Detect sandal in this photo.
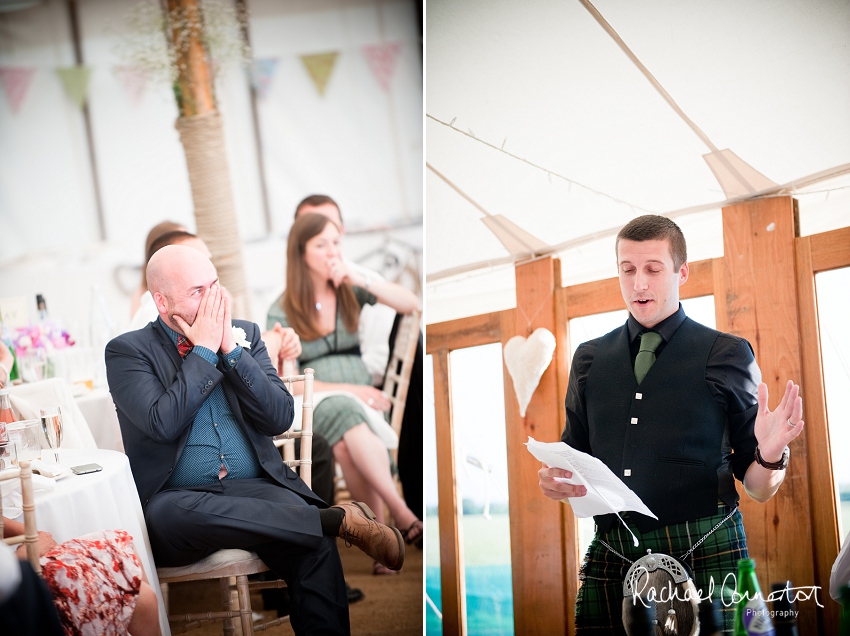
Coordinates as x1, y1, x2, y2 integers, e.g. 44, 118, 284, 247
403, 519, 423, 547
373, 560, 401, 575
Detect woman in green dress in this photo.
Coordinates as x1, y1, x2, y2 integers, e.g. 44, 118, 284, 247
265, 213, 422, 570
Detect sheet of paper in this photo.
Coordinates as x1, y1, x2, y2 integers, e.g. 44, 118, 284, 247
526, 437, 658, 546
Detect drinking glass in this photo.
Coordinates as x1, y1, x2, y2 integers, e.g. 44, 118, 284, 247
0, 441, 16, 470
40, 407, 64, 466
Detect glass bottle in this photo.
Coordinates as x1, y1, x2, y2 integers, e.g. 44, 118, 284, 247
0, 387, 16, 442
36, 293, 48, 321
770, 582, 798, 636
840, 585, 850, 636
697, 598, 724, 636
734, 558, 776, 635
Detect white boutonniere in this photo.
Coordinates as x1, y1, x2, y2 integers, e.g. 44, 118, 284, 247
232, 326, 251, 349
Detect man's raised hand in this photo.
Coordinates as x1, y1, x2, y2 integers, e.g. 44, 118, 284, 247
173, 284, 225, 353
754, 379, 804, 463
220, 289, 237, 354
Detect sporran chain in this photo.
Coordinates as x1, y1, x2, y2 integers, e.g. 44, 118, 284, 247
598, 506, 738, 566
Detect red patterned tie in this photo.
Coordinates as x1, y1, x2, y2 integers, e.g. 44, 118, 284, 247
176, 335, 194, 359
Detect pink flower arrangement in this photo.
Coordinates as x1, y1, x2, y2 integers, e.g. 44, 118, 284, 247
13, 322, 75, 356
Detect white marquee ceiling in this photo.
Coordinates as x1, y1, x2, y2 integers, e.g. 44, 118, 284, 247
425, 0, 850, 323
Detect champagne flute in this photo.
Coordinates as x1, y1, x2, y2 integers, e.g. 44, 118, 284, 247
40, 406, 64, 466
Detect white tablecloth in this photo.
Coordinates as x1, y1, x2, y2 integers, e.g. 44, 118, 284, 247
12, 448, 169, 635
75, 388, 124, 452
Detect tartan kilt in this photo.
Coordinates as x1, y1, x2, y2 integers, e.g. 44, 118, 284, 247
576, 502, 747, 635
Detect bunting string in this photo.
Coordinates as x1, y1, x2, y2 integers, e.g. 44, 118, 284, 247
2, 41, 404, 113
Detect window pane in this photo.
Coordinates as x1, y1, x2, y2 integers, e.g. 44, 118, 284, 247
815, 268, 850, 545
425, 354, 442, 635
681, 295, 716, 329
451, 344, 514, 635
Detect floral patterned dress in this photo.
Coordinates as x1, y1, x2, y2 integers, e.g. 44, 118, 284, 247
40, 529, 143, 636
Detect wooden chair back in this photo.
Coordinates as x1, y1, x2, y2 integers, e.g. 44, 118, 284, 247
0, 460, 40, 573
383, 312, 420, 436
273, 368, 314, 489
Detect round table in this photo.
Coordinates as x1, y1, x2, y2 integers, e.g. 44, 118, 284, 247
12, 448, 170, 635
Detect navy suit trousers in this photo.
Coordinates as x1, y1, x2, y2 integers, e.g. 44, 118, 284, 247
146, 477, 349, 635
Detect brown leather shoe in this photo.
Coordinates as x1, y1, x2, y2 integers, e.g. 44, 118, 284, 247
334, 502, 405, 571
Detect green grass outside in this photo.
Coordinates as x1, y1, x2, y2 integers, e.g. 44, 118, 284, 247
426, 513, 513, 566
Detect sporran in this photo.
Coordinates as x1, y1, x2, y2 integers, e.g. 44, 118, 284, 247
601, 505, 738, 636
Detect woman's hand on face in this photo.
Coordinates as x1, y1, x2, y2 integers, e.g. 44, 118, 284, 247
328, 258, 350, 288
346, 384, 391, 412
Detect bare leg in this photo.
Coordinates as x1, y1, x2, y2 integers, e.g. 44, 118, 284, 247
128, 581, 161, 636
333, 440, 384, 522
337, 423, 418, 531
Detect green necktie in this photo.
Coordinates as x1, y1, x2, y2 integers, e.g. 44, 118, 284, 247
634, 331, 663, 384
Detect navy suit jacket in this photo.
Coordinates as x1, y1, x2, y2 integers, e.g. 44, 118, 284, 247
105, 319, 324, 510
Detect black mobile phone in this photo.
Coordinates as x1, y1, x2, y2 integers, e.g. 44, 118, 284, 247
71, 463, 103, 475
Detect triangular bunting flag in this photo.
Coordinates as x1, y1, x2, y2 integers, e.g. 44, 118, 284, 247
249, 58, 279, 100
0, 67, 36, 113
300, 52, 339, 97
363, 42, 402, 92
56, 66, 92, 108
113, 66, 148, 107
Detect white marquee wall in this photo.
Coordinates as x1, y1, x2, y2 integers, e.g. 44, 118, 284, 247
0, 0, 422, 337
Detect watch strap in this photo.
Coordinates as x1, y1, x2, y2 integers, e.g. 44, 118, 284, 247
755, 445, 789, 470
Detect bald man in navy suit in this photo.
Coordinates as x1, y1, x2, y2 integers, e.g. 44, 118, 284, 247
106, 245, 404, 635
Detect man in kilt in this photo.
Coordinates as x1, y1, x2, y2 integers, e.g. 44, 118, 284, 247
538, 215, 805, 634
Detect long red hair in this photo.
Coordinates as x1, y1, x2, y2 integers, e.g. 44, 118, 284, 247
282, 213, 360, 341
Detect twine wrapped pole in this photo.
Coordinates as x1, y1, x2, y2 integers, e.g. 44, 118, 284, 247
165, 0, 249, 319
176, 111, 250, 319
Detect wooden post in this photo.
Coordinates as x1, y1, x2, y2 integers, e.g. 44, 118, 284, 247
434, 349, 467, 635
553, 261, 580, 636
502, 257, 570, 634
796, 235, 841, 634
721, 197, 817, 633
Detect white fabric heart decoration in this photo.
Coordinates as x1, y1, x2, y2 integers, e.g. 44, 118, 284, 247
503, 327, 557, 416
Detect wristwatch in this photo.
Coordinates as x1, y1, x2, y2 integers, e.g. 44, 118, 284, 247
755, 445, 789, 470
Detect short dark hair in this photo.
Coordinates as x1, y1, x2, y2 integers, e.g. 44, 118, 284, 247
146, 230, 199, 264
615, 215, 687, 269
294, 195, 342, 223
